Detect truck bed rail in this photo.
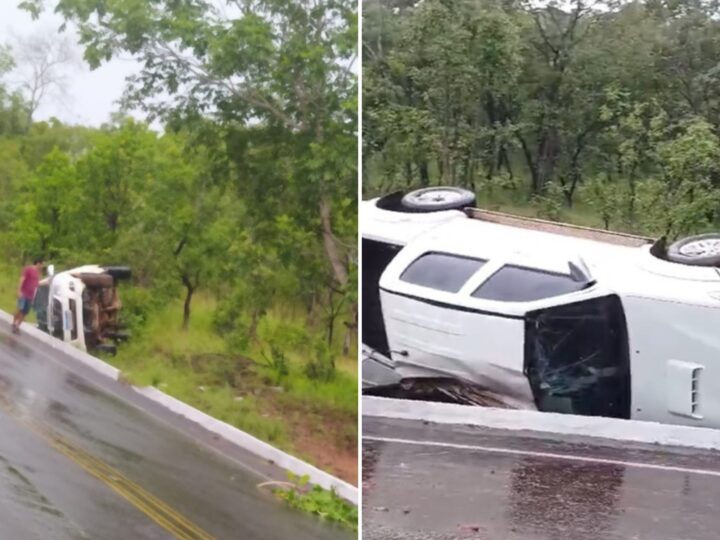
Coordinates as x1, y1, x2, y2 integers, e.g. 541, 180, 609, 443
465, 207, 653, 247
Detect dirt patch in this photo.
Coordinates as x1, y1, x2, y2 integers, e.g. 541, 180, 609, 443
263, 396, 358, 485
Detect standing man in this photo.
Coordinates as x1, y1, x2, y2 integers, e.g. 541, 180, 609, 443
12, 257, 45, 334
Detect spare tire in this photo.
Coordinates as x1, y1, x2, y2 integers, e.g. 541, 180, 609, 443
666, 233, 720, 266
102, 266, 132, 280
400, 186, 476, 212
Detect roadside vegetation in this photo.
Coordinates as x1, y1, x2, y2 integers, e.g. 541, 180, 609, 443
364, 0, 720, 239
0, 0, 358, 498
272, 473, 358, 532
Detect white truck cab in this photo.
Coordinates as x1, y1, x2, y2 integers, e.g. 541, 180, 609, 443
363, 187, 720, 428
34, 265, 131, 354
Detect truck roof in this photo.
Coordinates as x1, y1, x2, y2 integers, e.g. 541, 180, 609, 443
361, 198, 466, 245
363, 197, 720, 295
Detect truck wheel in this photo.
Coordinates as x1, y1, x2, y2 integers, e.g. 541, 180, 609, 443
666, 233, 720, 266
400, 186, 476, 212
102, 266, 132, 280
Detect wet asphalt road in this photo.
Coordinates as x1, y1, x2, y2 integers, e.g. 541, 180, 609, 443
0, 326, 353, 540
363, 416, 720, 540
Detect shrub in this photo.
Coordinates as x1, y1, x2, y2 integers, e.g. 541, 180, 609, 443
304, 340, 336, 382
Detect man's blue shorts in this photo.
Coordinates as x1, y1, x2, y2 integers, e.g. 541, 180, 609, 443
17, 297, 32, 316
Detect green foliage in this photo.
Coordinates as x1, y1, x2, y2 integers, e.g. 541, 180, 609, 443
580, 176, 624, 230
304, 340, 336, 382
365, 0, 720, 238
12, 147, 82, 257
260, 345, 289, 385
274, 473, 358, 532
532, 182, 564, 222
636, 119, 720, 238
118, 286, 165, 334
105, 296, 356, 474
20, 0, 358, 340
2, 0, 358, 479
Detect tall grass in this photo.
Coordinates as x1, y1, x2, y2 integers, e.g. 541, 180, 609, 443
110, 292, 358, 459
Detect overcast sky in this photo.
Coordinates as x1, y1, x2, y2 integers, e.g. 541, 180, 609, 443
0, 2, 141, 127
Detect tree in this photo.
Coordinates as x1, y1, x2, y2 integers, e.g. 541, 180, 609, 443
10, 30, 79, 123
136, 133, 229, 329
11, 147, 82, 257
75, 121, 158, 245
24, 0, 357, 290
0, 45, 29, 136
24, 0, 358, 349
636, 119, 720, 237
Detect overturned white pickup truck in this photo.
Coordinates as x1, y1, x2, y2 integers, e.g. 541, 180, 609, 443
34, 265, 131, 355
363, 187, 720, 428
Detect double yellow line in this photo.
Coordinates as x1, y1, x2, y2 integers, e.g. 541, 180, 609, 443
49, 434, 216, 540
0, 393, 216, 540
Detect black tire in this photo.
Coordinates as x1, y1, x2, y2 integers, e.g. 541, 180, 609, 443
400, 186, 476, 212
666, 233, 720, 266
102, 266, 132, 281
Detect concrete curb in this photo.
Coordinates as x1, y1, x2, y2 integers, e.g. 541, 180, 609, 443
363, 395, 720, 451
135, 386, 358, 504
0, 311, 358, 504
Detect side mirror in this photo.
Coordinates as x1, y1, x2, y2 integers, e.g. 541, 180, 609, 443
47, 264, 55, 277
568, 257, 594, 284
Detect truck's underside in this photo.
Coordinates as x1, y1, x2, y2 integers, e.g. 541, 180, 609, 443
35, 267, 130, 352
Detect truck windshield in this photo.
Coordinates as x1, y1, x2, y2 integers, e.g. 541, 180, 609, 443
524, 295, 631, 419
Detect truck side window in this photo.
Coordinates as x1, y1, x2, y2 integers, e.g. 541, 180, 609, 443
400, 252, 486, 293
472, 265, 584, 302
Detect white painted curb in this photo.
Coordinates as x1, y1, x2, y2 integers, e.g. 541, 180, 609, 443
364, 396, 720, 452
0, 310, 358, 504
136, 387, 357, 504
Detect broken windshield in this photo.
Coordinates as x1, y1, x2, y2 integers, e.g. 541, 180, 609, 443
525, 295, 631, 419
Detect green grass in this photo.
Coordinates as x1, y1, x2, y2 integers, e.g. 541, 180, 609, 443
0, 259, 36, 323
0, 260, 17, 313
108, 293, 358, 475
476, 190, 610, 229
273, 473, 358, 531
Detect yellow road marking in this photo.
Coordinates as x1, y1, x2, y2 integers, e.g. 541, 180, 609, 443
0, 394, 216, 540
69, 445, 211, 539
49, 435, 217, 540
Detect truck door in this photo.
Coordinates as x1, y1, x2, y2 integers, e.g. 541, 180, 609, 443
521, 286, 631, 419
459, 256, 631, 418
